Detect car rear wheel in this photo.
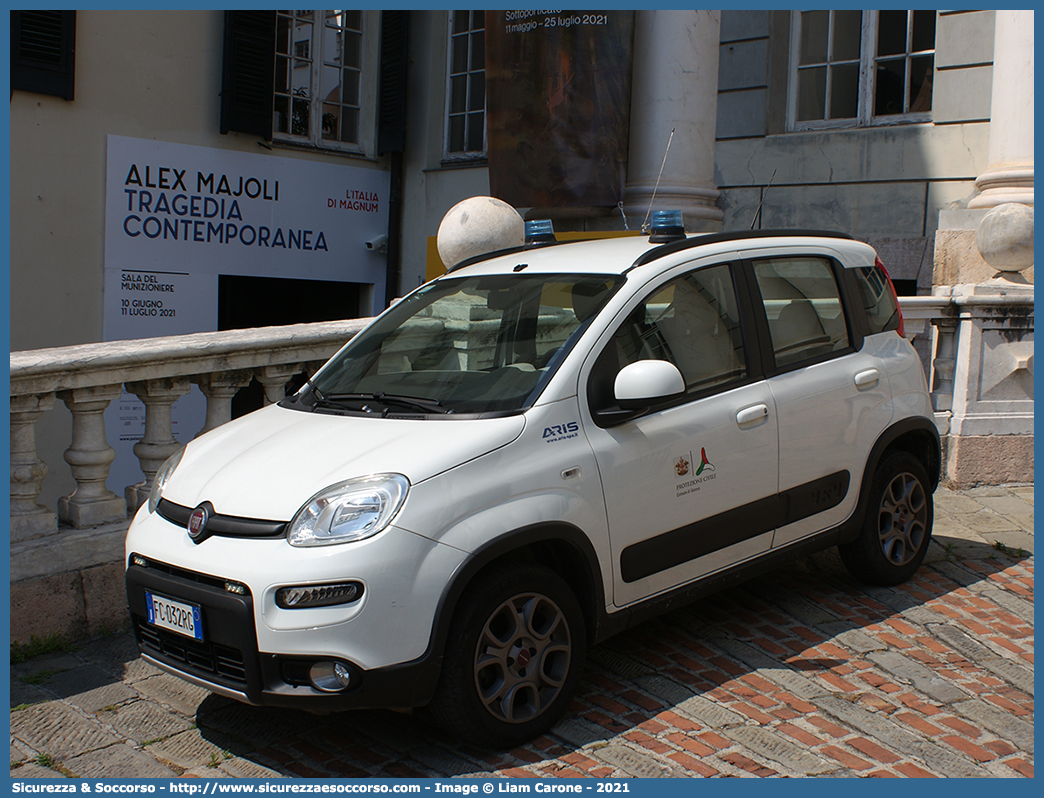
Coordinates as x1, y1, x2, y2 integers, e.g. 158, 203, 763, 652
840, 451, 933, 585
428, 561, 585, 747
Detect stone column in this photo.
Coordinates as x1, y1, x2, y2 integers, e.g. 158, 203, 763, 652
56, 385, 127, 528
194, 370, 254, 437
968, 9, 1034, 209
10, 392, 58, 540
124, 378, 192, 512
623, 10, 722, 232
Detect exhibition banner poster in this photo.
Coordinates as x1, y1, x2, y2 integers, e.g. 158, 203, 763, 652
484, 10, 635, 209
102, 135, 390, 490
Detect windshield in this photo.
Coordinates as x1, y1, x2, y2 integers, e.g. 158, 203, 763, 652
291, 272, 622, 416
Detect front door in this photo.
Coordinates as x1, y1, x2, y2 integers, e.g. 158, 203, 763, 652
580, 261, 779, 607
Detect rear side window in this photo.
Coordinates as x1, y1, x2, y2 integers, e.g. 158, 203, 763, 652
752, 257, 850, 368
853, 265, 901, 334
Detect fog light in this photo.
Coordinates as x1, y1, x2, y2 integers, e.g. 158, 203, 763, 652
276, 582, 363, 609
224, 581, 248, 595
131, 555, 148, 568
309, 661, 352, 692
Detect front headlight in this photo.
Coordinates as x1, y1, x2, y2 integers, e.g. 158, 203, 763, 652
148, 447, 185, 514
287, 474, 409, 547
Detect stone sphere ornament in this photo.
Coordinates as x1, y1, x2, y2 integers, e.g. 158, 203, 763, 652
437, 196, 525, 269
976, 202, 1034, 274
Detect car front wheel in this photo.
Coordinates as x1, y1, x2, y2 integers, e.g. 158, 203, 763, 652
840, 451, 933, 586
429, 561, 585, 747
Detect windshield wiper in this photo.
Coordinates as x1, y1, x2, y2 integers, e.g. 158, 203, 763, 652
322, 392, 453, 415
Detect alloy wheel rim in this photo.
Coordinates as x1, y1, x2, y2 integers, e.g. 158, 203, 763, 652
877, 471, 927, 566
473, 592, 571, 724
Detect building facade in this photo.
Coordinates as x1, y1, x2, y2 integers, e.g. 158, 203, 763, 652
9, 9, 1033, 503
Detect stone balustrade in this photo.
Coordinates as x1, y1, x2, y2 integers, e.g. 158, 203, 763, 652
7, 293, 1033, 644
10, 318, 370, 544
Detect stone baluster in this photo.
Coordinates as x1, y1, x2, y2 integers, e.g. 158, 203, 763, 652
255, 364, 302, 406
56, 385, 127, 528
10, 392, 58, 540
194, 370, 254, 437
124, 378, 192, 512
930, 317, 959, 413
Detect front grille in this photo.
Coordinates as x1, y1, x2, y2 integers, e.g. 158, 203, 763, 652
157, 498, 286, 538
135, 617, 248, 686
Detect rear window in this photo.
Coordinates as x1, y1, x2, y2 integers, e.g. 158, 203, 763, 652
853, 265, 901, 334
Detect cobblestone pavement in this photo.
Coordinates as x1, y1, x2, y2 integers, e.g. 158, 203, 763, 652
11, 485, 1033, 779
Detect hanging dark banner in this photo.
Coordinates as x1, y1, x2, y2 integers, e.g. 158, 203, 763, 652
485, 10, 635, 209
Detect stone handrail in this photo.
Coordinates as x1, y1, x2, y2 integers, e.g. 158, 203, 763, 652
10, 318, 371, 541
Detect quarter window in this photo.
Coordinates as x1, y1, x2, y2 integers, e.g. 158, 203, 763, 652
752, 258, 850, 368
789, 10, 935, 129
445, 11, 486, 159
274, 10, 374, 153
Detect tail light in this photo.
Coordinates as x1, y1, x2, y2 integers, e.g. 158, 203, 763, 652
876, 256, 905, 338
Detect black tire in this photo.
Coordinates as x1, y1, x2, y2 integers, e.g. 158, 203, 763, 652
428, 561, 586, 748
840, 451, 934, 586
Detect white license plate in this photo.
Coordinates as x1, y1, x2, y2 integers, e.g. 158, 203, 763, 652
145, 591, 204, 642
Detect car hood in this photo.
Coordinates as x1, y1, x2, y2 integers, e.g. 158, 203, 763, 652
161, 404, 526, 521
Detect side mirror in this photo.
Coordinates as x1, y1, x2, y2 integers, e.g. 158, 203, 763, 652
614, 360, 685, 410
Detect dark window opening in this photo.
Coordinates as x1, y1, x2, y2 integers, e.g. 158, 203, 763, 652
217, 275, 364, 417
10, 10, 76, 100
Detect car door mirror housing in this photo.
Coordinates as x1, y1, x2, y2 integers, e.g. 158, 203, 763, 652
614, 360, 686, 410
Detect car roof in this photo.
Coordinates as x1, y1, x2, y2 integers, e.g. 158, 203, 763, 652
443, 229, 876, 279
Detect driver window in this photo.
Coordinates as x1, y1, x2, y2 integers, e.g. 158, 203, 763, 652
590, 263, 746, 409
751, 257, 850, 368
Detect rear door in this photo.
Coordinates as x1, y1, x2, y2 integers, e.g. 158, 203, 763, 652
741, 250, 894, 548
580, 259, 779, 607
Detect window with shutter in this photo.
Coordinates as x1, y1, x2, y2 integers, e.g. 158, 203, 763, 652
220, 10, 276, 139
10, 10, 76, 101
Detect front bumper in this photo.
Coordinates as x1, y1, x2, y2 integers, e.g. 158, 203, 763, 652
126, 557, 444, 711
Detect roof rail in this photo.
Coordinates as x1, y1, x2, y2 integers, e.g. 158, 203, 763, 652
629, 228, 854, 269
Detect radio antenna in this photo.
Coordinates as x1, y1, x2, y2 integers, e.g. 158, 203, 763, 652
641, 127, 676, 233
750, 169, 777, 230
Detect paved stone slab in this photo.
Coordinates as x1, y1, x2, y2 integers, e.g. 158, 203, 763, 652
632, 673, 698, 707
813, 694, 992, 778
866, 650, 970, 704
723, 726, 837, 775
10, 763, 64, 778
930, 560, 991, 588
145, 728, 231, 771
101, 698, 195, 744
218, 757, 287, 779
930, 623, 1035, 695
978, 587, 1034, 623
9, 701, 122, 761
709, 637, 829, 700
952, 699, 1034, 755
972, 495, 1034, 531
748, 586, 838, 625
586, 647, 656, 678
820, 622, 889, 653
593, 744, 686, 778
548, 716, 612, 748
11, 677, 52, 709
63, 743, 177, 778
133, 672, 211, 716
47, 664, 139, 713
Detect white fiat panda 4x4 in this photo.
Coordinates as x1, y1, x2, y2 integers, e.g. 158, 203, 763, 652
126, 223, 940, 747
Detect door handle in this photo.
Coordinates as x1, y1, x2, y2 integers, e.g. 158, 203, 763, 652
736, 403, 769, 426
854, 369, 880, 389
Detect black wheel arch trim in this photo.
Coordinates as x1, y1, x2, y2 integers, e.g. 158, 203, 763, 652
836, 416, 941, 546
